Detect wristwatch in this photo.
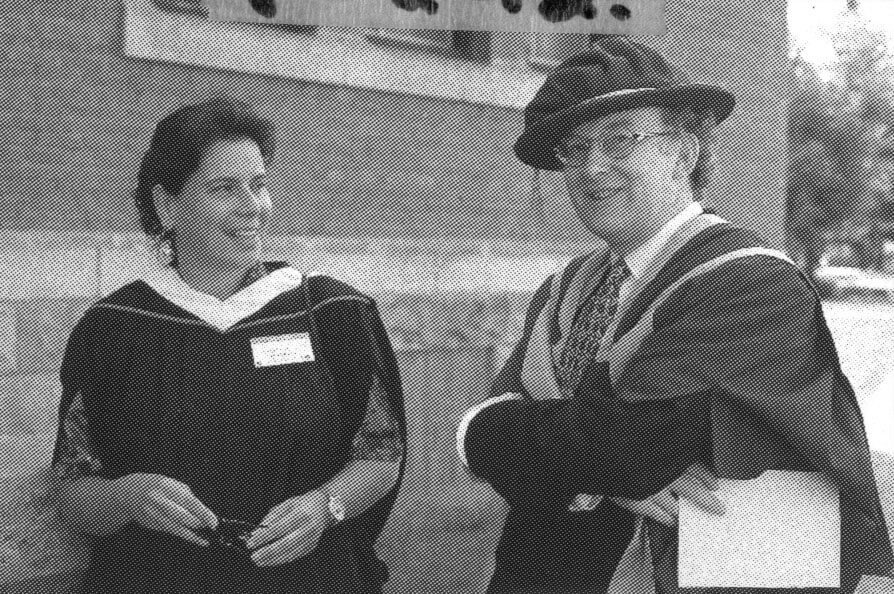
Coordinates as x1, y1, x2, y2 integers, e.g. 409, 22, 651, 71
323, 491, 346, 526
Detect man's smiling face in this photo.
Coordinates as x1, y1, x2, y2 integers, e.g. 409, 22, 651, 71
561, 106, 685, 252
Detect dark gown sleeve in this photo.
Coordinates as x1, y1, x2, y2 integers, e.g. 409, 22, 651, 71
349, 374, 403, 463
465, 273, 711, 506
313, 290, 407, 584
347, 301, 407, 584
52, 393, 103, 480
621, 256, 892, 591
464, 393, 710, 504
51, 316, 98, 470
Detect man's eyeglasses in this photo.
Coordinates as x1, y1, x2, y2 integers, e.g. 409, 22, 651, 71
554, 130, 676, 168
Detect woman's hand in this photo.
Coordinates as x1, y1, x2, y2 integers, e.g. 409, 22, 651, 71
609, 463, 725, 526
113, 473, 218, 547
246, 490, 331, 567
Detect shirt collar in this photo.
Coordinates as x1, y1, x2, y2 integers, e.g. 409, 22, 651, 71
624, 201, 703, 279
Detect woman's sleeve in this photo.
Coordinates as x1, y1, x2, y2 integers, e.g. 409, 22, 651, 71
52, 392, 103, 480
51, 317, 104, 481
349, 374, 404, 463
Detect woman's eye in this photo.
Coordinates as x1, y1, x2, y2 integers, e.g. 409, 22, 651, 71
210, 184, 234, 194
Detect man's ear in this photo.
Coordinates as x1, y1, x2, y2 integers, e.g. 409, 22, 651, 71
152, 184, 176, 231
676, 132, 700, 180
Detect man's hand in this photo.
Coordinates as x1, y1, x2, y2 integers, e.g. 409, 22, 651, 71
246, 490, 330, 567
609, 463, 724, 526
113, 473, 218, 547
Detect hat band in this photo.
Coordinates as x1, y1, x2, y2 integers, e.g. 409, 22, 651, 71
593, 87, 657, 99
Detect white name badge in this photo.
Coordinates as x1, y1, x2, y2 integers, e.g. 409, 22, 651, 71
250, 333, 315, 368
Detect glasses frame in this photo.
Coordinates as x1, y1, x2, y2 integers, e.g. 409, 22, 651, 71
554, 129, 678, 169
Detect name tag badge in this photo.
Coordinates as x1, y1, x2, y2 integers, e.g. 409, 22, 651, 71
250, 333, 315, 368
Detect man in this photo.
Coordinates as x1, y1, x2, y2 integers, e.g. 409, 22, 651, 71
456, 38, 892, 593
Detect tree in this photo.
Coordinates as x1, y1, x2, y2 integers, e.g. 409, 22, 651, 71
785, 10, 894, 278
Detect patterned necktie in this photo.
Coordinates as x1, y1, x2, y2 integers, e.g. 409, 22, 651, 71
556, 253, 631, 398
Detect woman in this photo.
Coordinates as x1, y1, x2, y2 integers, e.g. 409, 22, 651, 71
50, 98, 406, 593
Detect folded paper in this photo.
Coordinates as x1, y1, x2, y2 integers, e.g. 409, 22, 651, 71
679, 470, 840, 588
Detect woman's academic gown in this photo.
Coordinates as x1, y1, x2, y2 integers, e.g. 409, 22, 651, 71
52, 270, 406, 594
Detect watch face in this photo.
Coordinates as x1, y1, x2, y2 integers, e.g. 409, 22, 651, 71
328, 496, 346, 522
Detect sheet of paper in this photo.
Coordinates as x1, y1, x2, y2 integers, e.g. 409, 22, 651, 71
678, 470, 840, 588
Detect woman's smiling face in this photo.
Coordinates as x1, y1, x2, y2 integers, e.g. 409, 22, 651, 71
157, 137, 272, 272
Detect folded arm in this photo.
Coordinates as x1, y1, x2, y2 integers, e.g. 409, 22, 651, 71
462, 392, 711, 506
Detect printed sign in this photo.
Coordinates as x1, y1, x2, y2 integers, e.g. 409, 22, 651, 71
206, 0, 665, 34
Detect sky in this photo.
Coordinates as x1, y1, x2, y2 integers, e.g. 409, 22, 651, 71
788, 0, 894, 70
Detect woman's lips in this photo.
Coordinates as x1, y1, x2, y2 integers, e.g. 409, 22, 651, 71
584, 188, 624, 201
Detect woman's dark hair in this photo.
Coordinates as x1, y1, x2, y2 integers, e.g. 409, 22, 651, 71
134, 98, 276, 240
661, 106, 719, 195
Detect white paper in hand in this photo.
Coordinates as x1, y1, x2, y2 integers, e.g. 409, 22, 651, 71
678, 470, 840, 588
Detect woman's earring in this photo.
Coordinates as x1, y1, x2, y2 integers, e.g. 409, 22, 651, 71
157, 229, 175, 267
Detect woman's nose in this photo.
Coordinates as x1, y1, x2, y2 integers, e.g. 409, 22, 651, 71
233, 183, 265, 216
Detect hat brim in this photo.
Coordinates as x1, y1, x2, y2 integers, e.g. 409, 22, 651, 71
514, 84, 735, 171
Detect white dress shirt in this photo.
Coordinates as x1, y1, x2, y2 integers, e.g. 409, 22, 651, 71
619, 201, 703, 302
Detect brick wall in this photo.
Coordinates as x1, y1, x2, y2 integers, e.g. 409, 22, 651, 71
0, 0, 538, 239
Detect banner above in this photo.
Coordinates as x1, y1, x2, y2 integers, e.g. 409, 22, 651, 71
205, 0, 664, 34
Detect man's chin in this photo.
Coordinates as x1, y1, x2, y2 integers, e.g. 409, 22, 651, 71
581, 224, 621, 246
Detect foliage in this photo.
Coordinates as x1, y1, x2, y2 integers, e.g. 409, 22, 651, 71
786, 10, 894, 276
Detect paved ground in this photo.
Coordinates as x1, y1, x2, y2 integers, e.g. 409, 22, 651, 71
823, 301, 894, 455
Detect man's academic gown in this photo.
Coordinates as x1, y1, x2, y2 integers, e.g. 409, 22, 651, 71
464, 221, 892, 593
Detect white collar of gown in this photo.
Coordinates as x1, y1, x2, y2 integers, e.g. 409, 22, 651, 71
141, 263, 305, 332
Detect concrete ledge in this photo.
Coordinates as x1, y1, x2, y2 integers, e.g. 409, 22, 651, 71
0, 230, 589, 298
0, 433, 56, 479
0, 466, 89, 587
0, 250, 97, 300
0, 572, 82, 592
824, 303, 894, 400
0, 376, 60, 436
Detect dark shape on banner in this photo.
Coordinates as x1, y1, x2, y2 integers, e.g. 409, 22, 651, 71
538, 0, 596, 22
250, 0, 277, 17
392, 0, 438, 15
502, 0, 523, 13
610, 3, 632, 20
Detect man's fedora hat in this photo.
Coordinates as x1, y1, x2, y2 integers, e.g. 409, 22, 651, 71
514, 37, 735, 171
